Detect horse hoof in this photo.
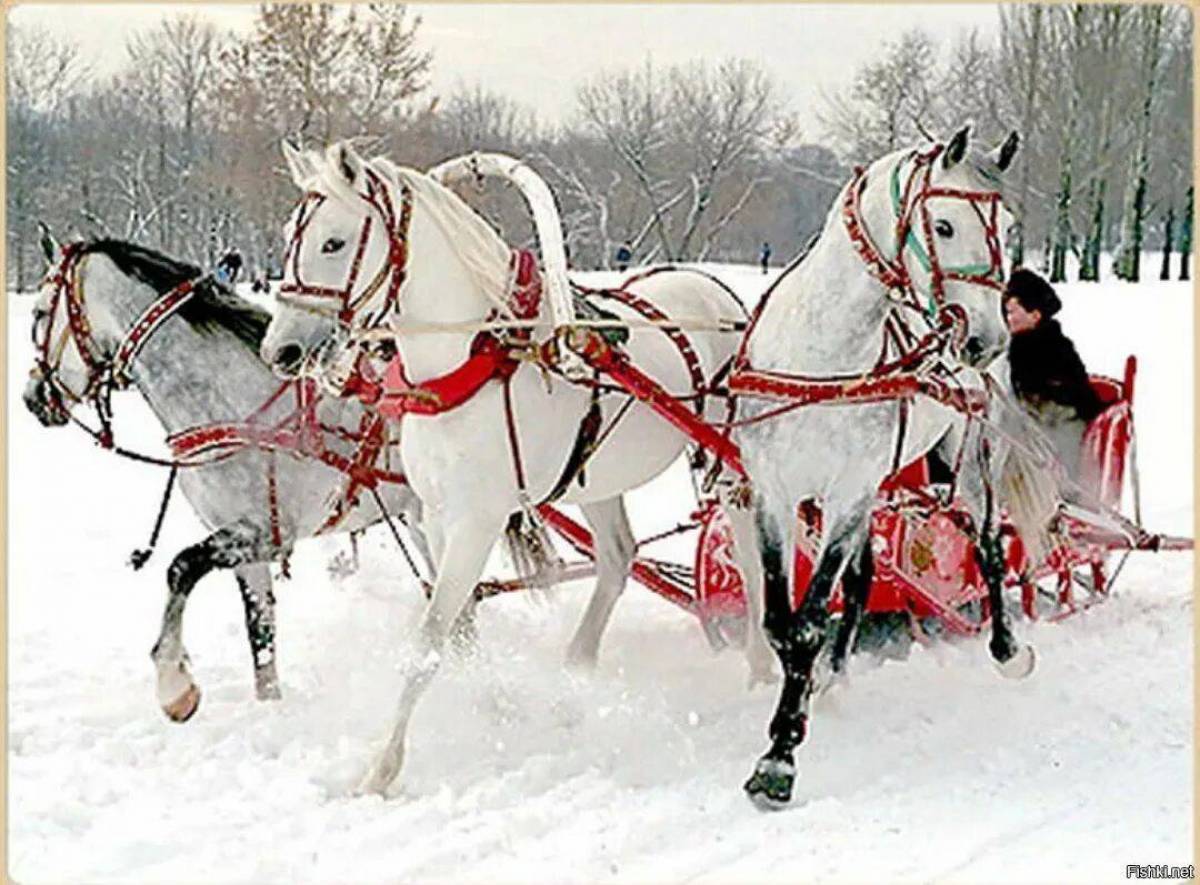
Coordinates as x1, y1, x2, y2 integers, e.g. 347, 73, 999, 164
162, 683, 201, 723
995, 643, 1036, 680
255, 680, 282, 702
743, 757, 795, 810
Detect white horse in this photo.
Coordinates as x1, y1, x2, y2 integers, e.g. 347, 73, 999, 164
733, 125, 1036, 807
260, 142, 770, 795
22, 233, 429, 722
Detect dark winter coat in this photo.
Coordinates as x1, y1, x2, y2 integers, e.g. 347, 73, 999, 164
1008, 319, 1105, 423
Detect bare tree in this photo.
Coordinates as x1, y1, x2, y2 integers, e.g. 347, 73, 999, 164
577, 59, 678, 260
1114, 5, 1168, 281
822, 29, 937, 160
1049, 5, 1087, 283
668, 59, 778, 260
6, 24, 88, 287
1078, 6, 1127, 281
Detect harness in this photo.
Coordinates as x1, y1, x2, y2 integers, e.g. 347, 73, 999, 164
32, 244, 204, 447
31, 244, 411, 569
727, 145, 1006, 476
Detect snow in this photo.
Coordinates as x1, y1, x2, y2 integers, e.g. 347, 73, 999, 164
7, 265, 1193, 883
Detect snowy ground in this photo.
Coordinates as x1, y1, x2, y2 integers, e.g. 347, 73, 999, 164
7, 264, 1193, 883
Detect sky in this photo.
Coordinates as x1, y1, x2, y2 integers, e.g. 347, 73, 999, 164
9, 3, 1001, 134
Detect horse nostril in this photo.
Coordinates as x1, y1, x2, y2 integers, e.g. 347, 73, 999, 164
272, 343, 304, 376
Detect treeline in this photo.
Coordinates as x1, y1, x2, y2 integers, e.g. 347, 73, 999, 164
6, 3, 1192, 291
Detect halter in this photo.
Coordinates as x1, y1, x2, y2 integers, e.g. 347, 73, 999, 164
31, 243, 202, 443
278, 167, 414, 328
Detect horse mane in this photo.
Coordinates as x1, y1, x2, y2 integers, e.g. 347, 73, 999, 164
385, 161, 515, 314
82, 238, 271, 349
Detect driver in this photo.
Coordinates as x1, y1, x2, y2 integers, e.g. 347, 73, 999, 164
1003, 268, 1104, 485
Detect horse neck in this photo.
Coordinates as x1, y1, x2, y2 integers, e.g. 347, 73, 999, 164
88, 259, 292, 435
391, 182, 514, 378
749, 154, 909, 375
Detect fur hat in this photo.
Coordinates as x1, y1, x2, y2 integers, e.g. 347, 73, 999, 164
1005, 268, 1061, 318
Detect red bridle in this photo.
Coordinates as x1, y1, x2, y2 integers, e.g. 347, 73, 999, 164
31, 243, 203, 443
843, 144, 1006, 325
278, 167, 414, 328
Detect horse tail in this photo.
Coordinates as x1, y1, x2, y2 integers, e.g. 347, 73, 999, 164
999, 442, 1060, 567
503, 510, 561, 591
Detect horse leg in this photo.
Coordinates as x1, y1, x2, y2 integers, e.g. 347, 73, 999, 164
233, 562, 281, 701
357, 511, 506, 796
566, 497, 635, 668
745, 495, 872, 808
828, 538, 873, 682
960, 434, 1036, 679
723, 491, 777, 687
150, 524, 261, 722
976, 520, 1036, 678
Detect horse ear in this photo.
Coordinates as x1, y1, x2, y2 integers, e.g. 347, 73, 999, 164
281, 139, 313, 188
992, 130, 1020, 173
943, 123, 972, 170
37, 220, 59, 265
328, 141, 364, 189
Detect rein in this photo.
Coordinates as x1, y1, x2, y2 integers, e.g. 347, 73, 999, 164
29, 245, 411, 570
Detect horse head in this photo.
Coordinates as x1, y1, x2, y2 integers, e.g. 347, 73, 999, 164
23, 225, 106, 427
263, 140, 516, 386
262, 141, 409, 381
874, 124, 1019, 368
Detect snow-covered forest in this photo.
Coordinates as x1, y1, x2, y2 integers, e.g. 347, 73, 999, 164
6, 3, 1193, 289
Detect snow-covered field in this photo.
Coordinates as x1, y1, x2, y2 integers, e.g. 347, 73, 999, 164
7, 265, 1193, 883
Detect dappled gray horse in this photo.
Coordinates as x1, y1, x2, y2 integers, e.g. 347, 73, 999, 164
23, 234, 428, 722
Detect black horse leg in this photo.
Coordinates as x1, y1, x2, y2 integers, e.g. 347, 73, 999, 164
829, 538, 873, 678
150, 523, 267, 721
234, 562, 281, 700
746, 500, 871, 808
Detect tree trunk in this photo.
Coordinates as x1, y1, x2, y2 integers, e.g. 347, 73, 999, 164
1051, 5, 1086, 283
1160, 205, 1174, 280
1179, 186, 1193, 281
1079, 7, 1123, 282
1115, 6, 1165, 282
1011, 5, 1043, 267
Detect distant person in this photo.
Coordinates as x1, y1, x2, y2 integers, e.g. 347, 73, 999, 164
614, 241, 633, 272
1004, 268, 1104, 485
760, 241, 772, 274
214, 250, 242, 287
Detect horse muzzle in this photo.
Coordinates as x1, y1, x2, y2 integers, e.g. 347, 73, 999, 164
962, 334, 1006, 369
262, 341, 306, 379
23, 376, 69, 427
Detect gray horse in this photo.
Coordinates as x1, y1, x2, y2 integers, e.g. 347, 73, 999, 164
22, 232, 429, 722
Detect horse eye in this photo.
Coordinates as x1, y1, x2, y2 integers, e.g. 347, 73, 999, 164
321, 237, 346, 255
934, 220, 954, 239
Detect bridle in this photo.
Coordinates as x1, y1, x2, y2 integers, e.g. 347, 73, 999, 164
843, 143, 1006, 342
278, 167, 414, 329
30, 243, 204, 443
728, 141, 1012, 469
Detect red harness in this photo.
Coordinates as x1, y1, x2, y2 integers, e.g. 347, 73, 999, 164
33, 245, 204, 445
31, 244, 408, 555
167, 378, 408, 541
729, 145, 1004, 420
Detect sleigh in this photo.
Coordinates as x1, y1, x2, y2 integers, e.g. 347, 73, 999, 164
480, 352, 1190, 648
